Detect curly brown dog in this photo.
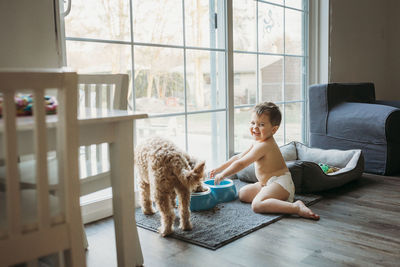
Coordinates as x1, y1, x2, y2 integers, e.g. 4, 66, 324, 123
135, 137, 206, 236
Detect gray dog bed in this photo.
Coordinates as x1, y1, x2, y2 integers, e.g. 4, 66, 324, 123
235, 141, 364, 193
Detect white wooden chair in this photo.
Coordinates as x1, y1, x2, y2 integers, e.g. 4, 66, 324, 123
0, 70, 86, 266
0, 73, 129, 251
0, 74, 129, 197
77, 74, 129, 196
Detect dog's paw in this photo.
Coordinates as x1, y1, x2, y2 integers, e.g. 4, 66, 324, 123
142, 208, 156, 215
158, 226, 173, 237
179, 221, 193, 231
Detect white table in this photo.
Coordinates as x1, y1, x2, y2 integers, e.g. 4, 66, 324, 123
0, 108, 147, 267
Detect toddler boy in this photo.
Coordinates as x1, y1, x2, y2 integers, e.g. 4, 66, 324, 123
210, 102, 319, 220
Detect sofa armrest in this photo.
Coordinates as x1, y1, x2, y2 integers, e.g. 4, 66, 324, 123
386, 109, 400, 142
372, 100, 400, 142
375, 100, 400, 109
327, 102, 400, 144
309, 82, 376, 136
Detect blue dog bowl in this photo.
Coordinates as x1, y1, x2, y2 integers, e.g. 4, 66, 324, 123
189, 186, 217, 212
204, 178, 238, 203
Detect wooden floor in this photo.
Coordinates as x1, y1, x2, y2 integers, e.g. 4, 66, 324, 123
84, 173, 400, 267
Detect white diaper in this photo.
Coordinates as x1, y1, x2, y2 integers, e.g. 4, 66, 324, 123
266, 171, 295, 202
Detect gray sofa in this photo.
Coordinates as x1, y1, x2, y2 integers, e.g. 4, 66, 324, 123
309, 82, 400, 175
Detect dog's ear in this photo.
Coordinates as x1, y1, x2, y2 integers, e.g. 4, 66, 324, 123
193, 161, 205, 174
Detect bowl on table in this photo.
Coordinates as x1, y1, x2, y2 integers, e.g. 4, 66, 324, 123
203, 178, 238, 203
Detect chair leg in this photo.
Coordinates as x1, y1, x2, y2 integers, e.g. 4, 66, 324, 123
82, 223, 89, 250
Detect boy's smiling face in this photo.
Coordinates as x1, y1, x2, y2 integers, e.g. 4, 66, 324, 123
249, 112, 279, 141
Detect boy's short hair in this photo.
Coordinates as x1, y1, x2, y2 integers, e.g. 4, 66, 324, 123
253, 102, 282, 126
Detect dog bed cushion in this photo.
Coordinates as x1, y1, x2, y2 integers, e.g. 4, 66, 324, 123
235, 141, 364, 193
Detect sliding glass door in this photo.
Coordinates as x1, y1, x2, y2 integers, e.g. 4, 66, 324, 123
62, 0, 308, 221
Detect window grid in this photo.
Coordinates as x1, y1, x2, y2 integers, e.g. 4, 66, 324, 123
233, 0, 308, 150
64, 0, 309, 158
258, 0, 304, 11
283, 1, 287, 144
181, 0, 189, 151
129, 0, 136, 111
303, 0, 309, 143
256, 0, 260, 107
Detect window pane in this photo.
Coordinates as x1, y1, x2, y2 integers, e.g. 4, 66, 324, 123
187, 112, 226, 169
285, 9, 304, 55
65, 0, 130, 41
234, 107, 252, 153
133, 0, 183, 45
234, 105, 285, 151
264, 0, 284, 5
186, 50, 226, 111
275, 103, 285, 146
185, 0, 225, 49
285, 56, 302, 101
134, 46, 184, 114
285, 102, 303, 143
233, 0, 256, 52
259, 55, 283, 102
258, 3, 284, 54
234, 53, 257, 105
66, 41, 131, 74
285, 0, 304, 10
136, 116, 186, 150
64, 0, 307, 169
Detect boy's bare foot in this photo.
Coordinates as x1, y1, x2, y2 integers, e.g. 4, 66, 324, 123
294, 200, 320, 220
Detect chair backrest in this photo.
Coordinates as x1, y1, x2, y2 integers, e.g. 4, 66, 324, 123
76, 74, 130, 200
0, 70, 86, 266
77, 73, 129, 110
309, 82, 376, 136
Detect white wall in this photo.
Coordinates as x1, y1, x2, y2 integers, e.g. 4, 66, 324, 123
387, 0, 400, 100
0, 0, 62, 69
329, 0, 391, 99
329, 0, 400, 100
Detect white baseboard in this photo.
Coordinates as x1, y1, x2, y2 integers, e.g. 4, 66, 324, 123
81, 191, 140, 224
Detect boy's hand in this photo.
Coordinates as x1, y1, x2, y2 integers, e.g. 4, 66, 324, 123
214, 173, 224, 185
209, 169, 217, 179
